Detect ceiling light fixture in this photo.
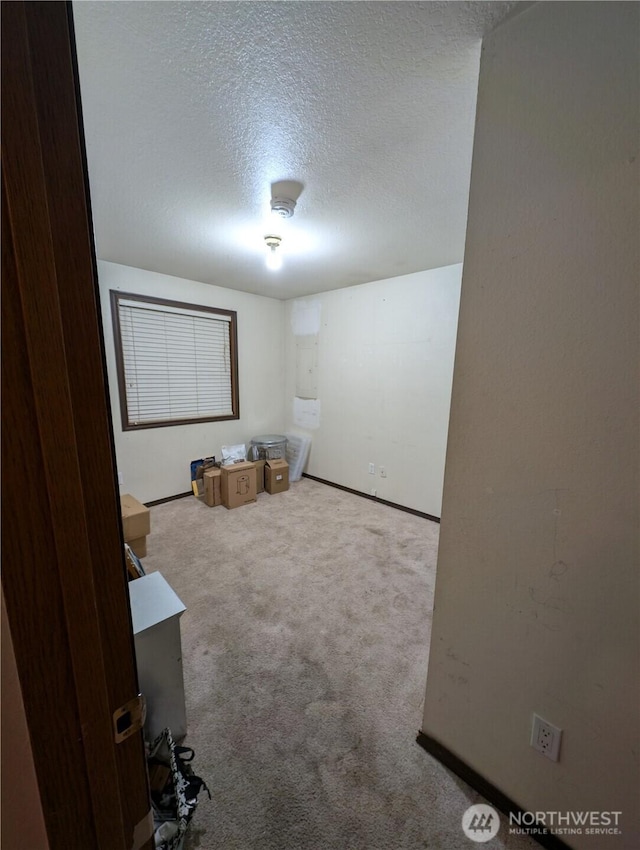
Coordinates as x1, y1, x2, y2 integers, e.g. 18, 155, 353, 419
264, 234, 282, 271
270, 196, 296, 219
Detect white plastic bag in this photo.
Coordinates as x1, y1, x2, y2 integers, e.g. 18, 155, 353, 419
221, 444, 246, 464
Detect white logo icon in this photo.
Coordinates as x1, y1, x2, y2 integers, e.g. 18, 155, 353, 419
462, 804, 501, 842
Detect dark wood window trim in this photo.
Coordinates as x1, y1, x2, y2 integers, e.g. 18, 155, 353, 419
110, 290, 240, 431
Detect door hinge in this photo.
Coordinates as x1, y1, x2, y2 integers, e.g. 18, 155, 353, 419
113, 694, 146, 744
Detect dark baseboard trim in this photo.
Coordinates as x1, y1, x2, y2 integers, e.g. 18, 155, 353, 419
302, 473, 440, 523
145, 477, 442, 523
145, 491, 192, 507
416, 731, 572, 850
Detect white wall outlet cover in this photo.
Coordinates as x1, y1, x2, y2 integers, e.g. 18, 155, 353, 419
531, 713, 562, 761
368, 463, 375, 474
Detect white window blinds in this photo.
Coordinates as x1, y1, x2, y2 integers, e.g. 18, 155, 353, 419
112, 293, 237, 428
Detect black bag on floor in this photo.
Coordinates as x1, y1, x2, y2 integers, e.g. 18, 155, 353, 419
147, 727, 211, 849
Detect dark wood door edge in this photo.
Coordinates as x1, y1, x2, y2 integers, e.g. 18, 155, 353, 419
2, 3, 151, 848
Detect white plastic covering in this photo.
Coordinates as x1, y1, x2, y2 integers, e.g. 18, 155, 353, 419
285, 433, 312, 482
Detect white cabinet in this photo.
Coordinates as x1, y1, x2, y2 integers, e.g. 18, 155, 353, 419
128, 571, 187, 742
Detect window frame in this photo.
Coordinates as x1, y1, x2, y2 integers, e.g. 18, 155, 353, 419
110, 290, 240, 431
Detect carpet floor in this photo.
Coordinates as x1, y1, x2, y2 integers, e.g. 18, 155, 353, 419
142, 477, 536, 850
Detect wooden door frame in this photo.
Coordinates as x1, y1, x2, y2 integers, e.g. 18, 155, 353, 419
1, 2, 152, 847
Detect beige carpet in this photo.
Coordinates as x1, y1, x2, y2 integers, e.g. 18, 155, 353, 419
143, 477, 536, 850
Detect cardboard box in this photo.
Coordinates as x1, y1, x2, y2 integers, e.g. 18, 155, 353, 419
203, 467, 222, 507
254, 459, 266, 494
265, 458, 289, 494
120, 494, 150, 541
128, 536, 147, 559
221, 462, 257, 509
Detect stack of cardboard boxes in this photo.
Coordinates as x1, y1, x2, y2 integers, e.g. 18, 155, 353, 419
200, 458, 289, 510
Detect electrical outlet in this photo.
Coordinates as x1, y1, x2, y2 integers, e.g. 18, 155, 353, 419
368, 463, 375, 474
118, 472, 124, 486
531, 713, 562, 761
379, 467, 387, 478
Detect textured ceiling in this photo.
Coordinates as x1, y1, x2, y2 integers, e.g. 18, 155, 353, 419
73, 1, 522, 300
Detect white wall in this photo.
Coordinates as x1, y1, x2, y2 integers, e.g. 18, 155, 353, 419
99, 261, 460, 509
284, 266, 462, 517
422, 4, 639, 848
98, 261, 286, 502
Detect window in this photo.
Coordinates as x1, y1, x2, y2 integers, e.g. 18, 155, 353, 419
110, 291, 239, 430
